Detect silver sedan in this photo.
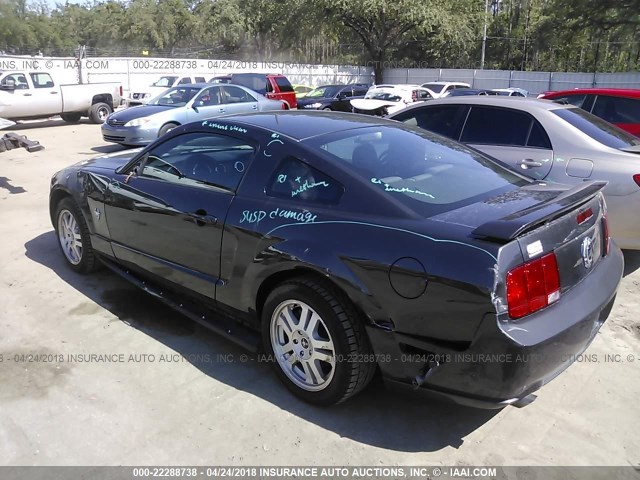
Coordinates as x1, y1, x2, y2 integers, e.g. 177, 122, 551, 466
389, 97, 640, 249
102, 83, 284, 146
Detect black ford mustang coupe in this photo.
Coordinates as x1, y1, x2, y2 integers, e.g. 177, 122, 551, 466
50, 111, 623, 407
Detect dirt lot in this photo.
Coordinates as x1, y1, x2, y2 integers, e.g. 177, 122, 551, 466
1, 120, 639, 468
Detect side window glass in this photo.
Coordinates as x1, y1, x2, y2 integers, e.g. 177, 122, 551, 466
267, 156, 343, 204
461, 107, 531, 146
195, 77, 206, 83
2, 73, 29, 89
396, 106, 465, 140
194, 87, 221, 106
527, 120, 552, 149
222, 86, 255, 103
592, 95, 640, 124
178, 77, 191, 85
140, 132, 255, 191
265, 79, 274, 93
30, 73, 54, 88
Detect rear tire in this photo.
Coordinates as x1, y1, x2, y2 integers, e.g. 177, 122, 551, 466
322, 107, 332, 111
262, 276, 375, 405
54, 197, 99, 274
61, 112, 82, 123
158, 123, 178, 137
89, 102, 112, 124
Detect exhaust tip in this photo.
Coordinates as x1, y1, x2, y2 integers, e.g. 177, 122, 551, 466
510, 394, 537, 408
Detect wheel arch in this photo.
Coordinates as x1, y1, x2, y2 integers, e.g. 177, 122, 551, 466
254, 266, 372, 331
49, 187, 73, 226
91, 94, 113, 107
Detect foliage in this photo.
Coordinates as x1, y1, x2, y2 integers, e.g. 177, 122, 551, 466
0, 0, 637, 73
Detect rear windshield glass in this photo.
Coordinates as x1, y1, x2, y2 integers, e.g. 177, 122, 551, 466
274, 76, 294, 92
304, 125, 528, 216
152, 76, 178, 87
552, 107, 640, 149
423, 83, 444, 93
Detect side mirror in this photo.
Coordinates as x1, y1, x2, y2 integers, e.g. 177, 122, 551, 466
0, 79, 16, 91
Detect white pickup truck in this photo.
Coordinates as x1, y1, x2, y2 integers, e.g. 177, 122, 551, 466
0, 70, 123, 124
127, 74, 207, 107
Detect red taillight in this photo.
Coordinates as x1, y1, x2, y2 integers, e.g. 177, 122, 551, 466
633, 174, 640, 187
576, 207, 593, 224
602, 214, 610, 256
506, 252, 561, 319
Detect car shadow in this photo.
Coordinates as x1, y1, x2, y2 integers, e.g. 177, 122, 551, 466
6, 118, 94, 130
91, 144, 128, 154
24, 231, 499, 452
623, 250, 640, 277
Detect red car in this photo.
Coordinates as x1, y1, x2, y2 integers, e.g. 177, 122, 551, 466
228, 73, 297, 110
540, 88, 640, 137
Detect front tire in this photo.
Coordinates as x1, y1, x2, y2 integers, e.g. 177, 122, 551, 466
158, 123, 178, 137
89, 102, 112, 124
262, 277, 376, 405
54, 197, 99, 273
61, 112, 82, 123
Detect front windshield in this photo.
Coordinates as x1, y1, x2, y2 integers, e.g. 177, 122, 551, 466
305, 125, 528, 216
147, 86, 202, 107
423, 83, 444, 93
306, 86, 340, 98
553, 107, 640, 149
152, 76, 178, 87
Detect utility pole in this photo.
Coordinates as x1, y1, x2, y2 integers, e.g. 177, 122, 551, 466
481, 0, 489, 69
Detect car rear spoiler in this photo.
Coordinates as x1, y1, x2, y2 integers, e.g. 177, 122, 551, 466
471, 181, 607, 242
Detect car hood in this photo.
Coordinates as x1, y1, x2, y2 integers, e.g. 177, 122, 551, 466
110, 105, 175, 122
76, 148, 142, 172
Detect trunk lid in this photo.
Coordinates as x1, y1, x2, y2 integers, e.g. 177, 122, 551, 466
433, 181, 609, 295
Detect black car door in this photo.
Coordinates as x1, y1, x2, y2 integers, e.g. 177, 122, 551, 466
103, 130, 257, 300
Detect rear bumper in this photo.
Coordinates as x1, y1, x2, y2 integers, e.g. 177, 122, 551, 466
369, 244, 624, 408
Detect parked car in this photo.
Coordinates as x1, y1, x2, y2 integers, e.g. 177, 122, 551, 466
297, 84, 369, 111
126, 75, 207, 107
540, 88, 640, 136
292, 84, 314, 98
102, 83, 284, 146
350, 84, 434, 115
0, 70, 122, 124
445, 88, 499, 97
226, 73, 297, 109
51, 111, 622, 407
492, 87, 529, 97
389, 96, 640, 249
420, 81, 470, 98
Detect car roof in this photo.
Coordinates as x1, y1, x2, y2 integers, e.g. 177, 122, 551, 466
211, 111, 398, 141
422, 81, 470, 86
542, 88, 640, 98
398, 96, 572, 112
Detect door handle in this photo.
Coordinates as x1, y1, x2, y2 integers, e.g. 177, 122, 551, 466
23, 93, 32, 96
219, 108, 225, 113
517, 158, 543, 169
252, 104, 258, 110
50, 91, 59, 94
187, 210, 217, 226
